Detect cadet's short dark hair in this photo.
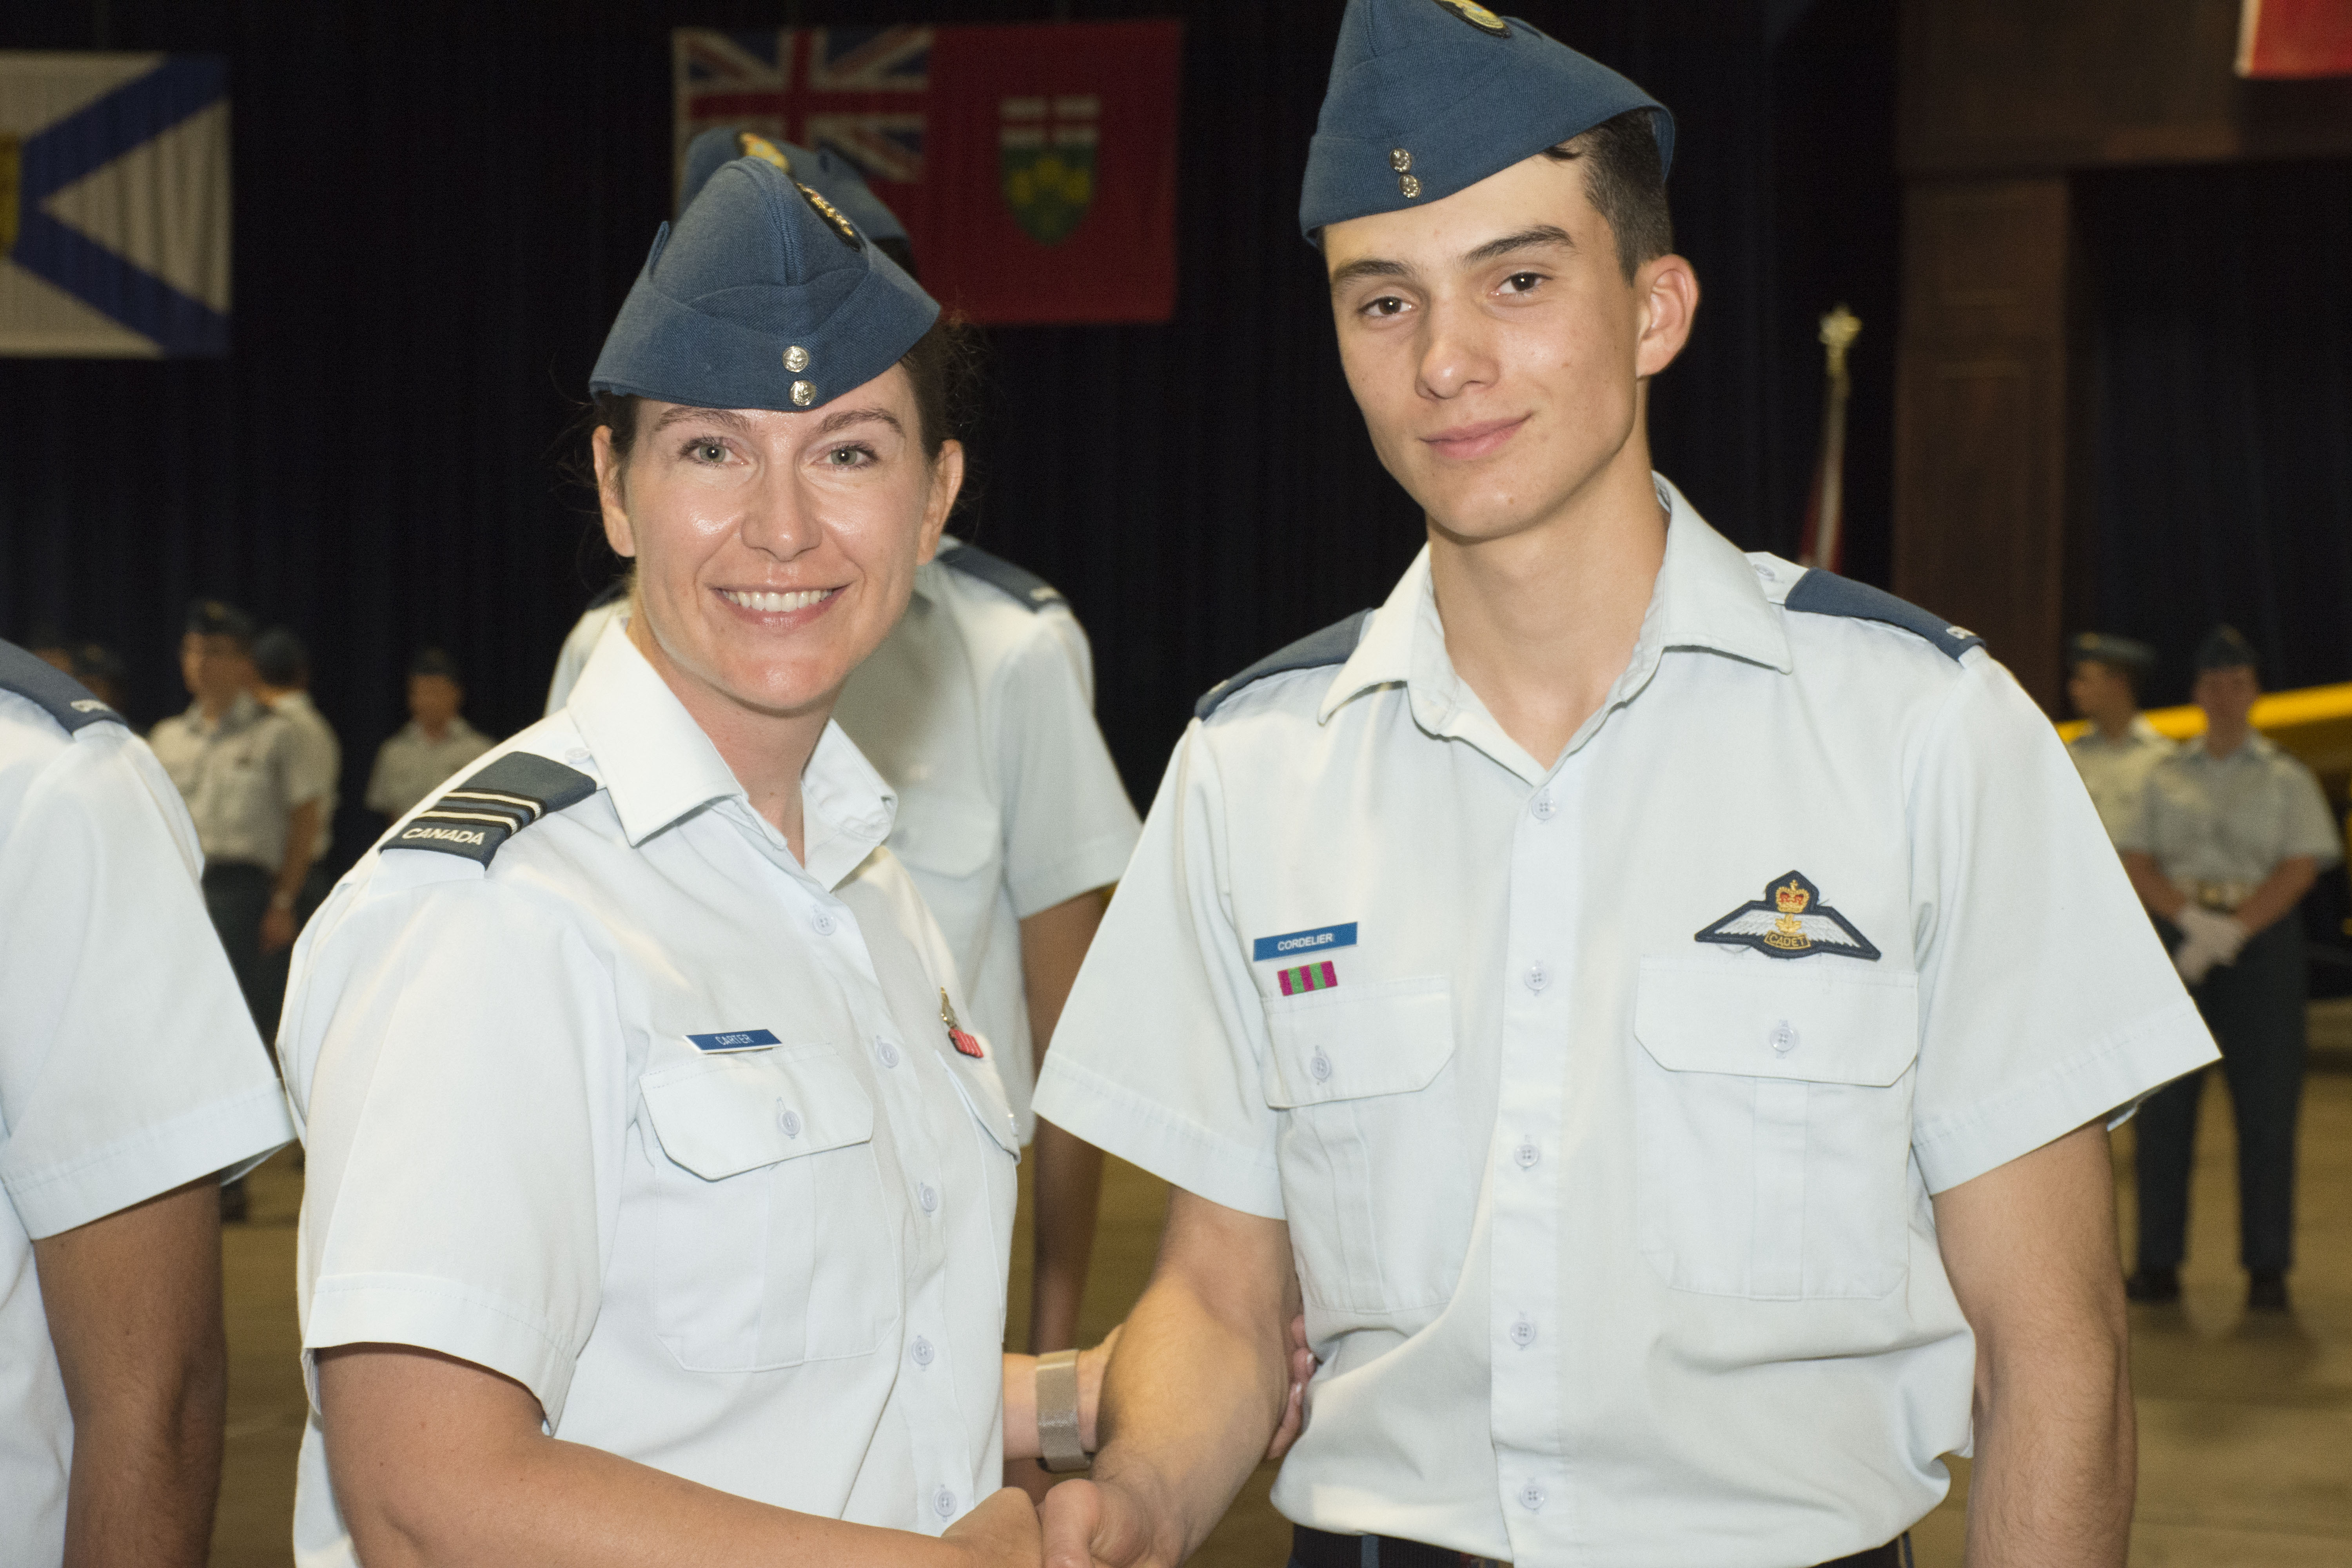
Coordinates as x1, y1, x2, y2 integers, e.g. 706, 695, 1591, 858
253, 627, 309, 686
186, 599, 257, 650
408, 647, 464, 686
1544, 109, 1674, 281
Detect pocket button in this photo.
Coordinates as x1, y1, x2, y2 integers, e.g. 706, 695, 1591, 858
775, 1103, 802, 1137
1309, 1051, 1334, 1083
1769, 1019, 1799, 1055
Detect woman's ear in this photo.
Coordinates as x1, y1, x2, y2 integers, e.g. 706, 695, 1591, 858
917, 440, 965, 565
593, 425, 638, 559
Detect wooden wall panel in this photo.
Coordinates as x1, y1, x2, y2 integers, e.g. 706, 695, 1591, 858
1893, 177, 2073, 710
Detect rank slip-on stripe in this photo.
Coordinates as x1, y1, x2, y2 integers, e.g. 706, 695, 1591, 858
1278, 961, 1338, 997
384, 751, 598, 867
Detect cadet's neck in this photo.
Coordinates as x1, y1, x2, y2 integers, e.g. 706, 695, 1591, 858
626, 615, 822, 862
1428, 447, 1668, 769
2092, 709, 2139, 743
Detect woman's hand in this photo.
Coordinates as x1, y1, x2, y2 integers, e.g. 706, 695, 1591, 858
942, 1487, 1043, 1568
1266, 1313, 1316, 1462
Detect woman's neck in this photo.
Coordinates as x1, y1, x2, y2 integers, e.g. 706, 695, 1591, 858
626, 617, 828, 860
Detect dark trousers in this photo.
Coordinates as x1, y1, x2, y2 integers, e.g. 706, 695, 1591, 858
201, 862, 278, 1041
1289, 1525, 1906, 1567
2134, 915, 2307, 1273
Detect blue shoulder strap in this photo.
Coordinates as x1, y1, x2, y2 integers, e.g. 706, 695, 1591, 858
1783, 570, 1984, 662
1195, 610, 1374, 720
0, 640, 124, 734
937, 541, 1065, 612
383, 751, 599, 866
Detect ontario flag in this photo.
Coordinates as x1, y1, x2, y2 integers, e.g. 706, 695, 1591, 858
674, 21, 1182, 324
2236, 0, 2352, 77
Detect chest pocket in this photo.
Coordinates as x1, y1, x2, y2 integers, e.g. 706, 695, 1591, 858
638, 1049, 893, 1372
1632, 956, 1919, 1300
1261, 976, 1471, 1316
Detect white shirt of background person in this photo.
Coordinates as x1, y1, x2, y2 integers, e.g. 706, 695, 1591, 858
0, 649, 295, 1566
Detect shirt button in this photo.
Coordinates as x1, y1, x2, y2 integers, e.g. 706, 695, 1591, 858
1514, 1141, 1540, 1170
911, 1335, 934, 1367
775, 1104, 802, 1137
810, 909, 837, 936
877, 1039, 901, 1069
1309, 1051, 1334, 1083
1519, 1481, 1546, 1512
1530, 791, 1555, 821
1769, 1020, 1799, 1055
1524, 962, 1552, 993
918, 1182, 938, 1214
1509, 1315, 1536, 1348
564, 748, 591, 763
932, 1486, 956, 1519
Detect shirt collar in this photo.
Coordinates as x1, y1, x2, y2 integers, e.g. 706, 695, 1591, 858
2183, 729, 2274, 767
185, 689, 264, 736
564, 619, 896, 887
1318, 474, 1791, 740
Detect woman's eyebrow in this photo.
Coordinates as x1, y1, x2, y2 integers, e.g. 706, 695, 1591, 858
814, 407, 904, 437
651, 405, 752, 434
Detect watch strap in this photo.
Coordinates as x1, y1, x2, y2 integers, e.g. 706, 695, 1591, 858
1035, 1348, 1089, 1473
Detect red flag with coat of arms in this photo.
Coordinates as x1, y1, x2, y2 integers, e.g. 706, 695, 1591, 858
674, 21, 1182, 324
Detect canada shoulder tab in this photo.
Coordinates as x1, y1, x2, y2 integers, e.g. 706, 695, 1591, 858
1195, 610, 1374, 721
937, 542, 1066, 612
0, 640, 124, 734
384, 751, 598, 867
1783, 569, 1984, 662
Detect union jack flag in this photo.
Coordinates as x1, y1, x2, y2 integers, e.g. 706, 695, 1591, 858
674, 27, 931, 189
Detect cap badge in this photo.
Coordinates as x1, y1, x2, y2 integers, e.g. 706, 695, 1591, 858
1389, 148, 1413, 172
794, 181, 863, 249
789, 379, 816, 407
1430, 0, 1511, 37
1693, 869, 1882, 962
734, 131, 792, 175
783, 345, 811, 373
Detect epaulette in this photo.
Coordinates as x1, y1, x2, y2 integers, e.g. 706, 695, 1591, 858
385, 751, 598, 866
1784, 570, 1984, 662
937, 541, 1066, 612
584, 575, 631, 611
1195, 610, 1374, 720
0, 640, 124, 734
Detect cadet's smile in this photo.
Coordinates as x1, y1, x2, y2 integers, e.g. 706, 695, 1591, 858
714, 585, 841, 622
1422, 415, 1528, 462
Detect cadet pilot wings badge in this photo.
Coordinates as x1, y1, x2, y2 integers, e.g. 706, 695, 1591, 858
1695, 870, 1881, 962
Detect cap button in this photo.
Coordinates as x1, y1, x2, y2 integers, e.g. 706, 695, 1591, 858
783, 345, 811, 373
1399, 174, 1422, 200
790, 379, 816, 407
1389, 148, 1413, 172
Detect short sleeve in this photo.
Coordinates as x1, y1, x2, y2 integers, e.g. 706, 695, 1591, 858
993, 613, 1142, 919
288, 878, 619, 1425
363, 739, 397, 815
2279, 759, 2342, 869
283, 714, 338, 811
0, 725, 293, 1238
1905, 662, 2217, 1193
1030, 729, 1283, 1218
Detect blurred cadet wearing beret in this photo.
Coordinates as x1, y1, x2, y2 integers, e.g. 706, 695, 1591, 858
281, 140, 1101, 1568
1034, 4, 2211, 1566
2117, 626, 2341, 1313
2065, 630, 2170, 843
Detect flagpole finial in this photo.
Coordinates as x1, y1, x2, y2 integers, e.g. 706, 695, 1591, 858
1819, 304, 1861, 380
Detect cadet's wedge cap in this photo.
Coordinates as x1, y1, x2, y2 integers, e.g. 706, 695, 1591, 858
2067, 632, 2158, 672
590, 155, 937, 415
1300, 0, 1672, 240
679, 127, 911, 247
2195, 624, 2260, 673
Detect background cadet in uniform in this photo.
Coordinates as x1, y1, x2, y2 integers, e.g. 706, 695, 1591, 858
548, 128, 1142, 1358
253, 628, 342, 927
2065, 631, 2167, 845
2119, 624, 2342, 1311
0, 640, 295, 1568
365, 646, 495, 825
1034, 5, 2213, 1567
147, 601, 329, 1037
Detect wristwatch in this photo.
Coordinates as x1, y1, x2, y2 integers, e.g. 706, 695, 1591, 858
1035, 1348, 1091, 1473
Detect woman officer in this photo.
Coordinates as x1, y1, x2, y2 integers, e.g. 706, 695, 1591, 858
280, 153, 1066, 1565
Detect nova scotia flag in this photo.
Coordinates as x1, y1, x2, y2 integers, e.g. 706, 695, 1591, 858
0, 52, 230, 357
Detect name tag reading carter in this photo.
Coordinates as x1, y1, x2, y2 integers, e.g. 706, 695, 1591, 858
687, 1029, 781, 1053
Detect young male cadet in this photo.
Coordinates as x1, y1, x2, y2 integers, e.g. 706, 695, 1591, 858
2064, 632, 2169, 846
2117, 625, 2340, 1312
547, 128, 1143, 1355
0, 641, 295, 1565
1032, 3, 2216, 1565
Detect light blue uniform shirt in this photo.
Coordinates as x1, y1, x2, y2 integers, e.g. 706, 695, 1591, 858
2118, 732, 2341, 888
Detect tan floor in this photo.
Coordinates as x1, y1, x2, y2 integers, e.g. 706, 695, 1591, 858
211, 1055, 2352, 1566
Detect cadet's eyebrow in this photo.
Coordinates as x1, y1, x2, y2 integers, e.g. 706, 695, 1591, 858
1461, 225, 1575, 266
1328, 255, 1414, 292
652, 405, 751, 434
814, 406, 903, 438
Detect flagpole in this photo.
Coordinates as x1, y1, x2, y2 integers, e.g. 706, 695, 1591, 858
1798, 303, 1861, 573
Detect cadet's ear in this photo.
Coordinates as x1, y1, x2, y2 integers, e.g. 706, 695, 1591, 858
1633, 253, 1699, 381
593, 425, 638, 559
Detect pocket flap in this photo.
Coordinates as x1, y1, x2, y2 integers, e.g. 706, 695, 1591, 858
1633, 957, 1919, 1086
641, 1052, 875, 1180
1263, 976, 1454, 1108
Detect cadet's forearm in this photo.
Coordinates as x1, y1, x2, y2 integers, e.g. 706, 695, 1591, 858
278, 800, 323, 901
1935, 1123, 2134, 1567
2230, 856, 2316, 938
2120, 852, 2186, 922
36, 1179, 227, 1568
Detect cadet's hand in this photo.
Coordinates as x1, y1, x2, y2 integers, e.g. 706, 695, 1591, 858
2172, 906, 2247, 985
1266, 1312, 1316, 1461
260, 904, 298, 956
944, 1487, 1044, 1568
1040, 1474, 1162, 1568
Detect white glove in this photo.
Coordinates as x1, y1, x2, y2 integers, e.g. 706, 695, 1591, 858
2172, 905, 2250, 985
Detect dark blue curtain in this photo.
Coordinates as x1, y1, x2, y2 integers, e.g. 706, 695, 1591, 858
1, 0, 1890, 873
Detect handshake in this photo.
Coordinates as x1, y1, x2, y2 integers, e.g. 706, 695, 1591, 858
2171, 904, 2249, 987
